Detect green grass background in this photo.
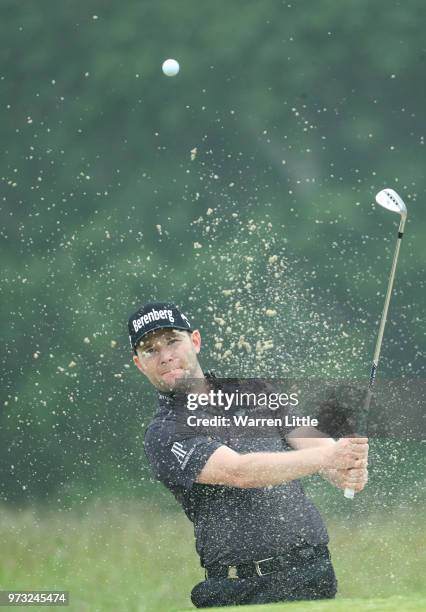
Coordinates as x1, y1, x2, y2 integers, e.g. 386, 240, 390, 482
0, 498, 424, 611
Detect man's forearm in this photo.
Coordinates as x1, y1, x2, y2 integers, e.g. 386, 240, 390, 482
235, 447, 328, 488
197, 437, 367, 488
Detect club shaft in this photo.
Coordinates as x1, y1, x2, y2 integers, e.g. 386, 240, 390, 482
372, 217, 405, 369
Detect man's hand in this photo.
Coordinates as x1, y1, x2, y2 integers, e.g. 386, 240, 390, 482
322, 437, 369, 470
320, 437, 369, 492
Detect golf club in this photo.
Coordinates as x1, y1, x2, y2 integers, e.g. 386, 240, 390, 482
344, 188, 408, 499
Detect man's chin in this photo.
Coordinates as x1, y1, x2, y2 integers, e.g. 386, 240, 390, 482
159, 369, 186, 391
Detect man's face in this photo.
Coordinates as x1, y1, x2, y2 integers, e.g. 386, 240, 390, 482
133, 328, 202, 392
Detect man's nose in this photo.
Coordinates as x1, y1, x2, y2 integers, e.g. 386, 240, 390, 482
158, 345, 174, 364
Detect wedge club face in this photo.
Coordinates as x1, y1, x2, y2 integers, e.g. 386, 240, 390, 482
375, 188, 407, 218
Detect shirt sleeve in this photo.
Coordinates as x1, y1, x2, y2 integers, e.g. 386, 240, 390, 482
144, 419, 224, 490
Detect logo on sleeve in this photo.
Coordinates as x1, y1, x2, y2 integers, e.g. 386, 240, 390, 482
171, 441, 195, 470
171, 442, 187, 464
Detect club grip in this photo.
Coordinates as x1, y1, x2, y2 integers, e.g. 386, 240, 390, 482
344, 488, 355, 499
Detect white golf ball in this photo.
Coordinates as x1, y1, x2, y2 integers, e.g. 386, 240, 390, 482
162, 58, 180, 77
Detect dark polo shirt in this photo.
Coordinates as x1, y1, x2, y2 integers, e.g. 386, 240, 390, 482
144, 375, 329, 568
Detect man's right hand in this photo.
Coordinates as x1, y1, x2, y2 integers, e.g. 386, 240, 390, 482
322, 437, 369, 470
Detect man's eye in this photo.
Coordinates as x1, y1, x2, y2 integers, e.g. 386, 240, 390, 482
168, 338, 178, 345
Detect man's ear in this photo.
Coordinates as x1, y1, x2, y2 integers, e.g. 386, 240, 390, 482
191, 329, 201, 354
133, 354, 146, 374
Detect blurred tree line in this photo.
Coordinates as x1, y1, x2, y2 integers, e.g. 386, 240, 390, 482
1, 0, 424, 505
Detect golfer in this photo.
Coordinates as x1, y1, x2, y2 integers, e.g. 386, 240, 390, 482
129, 302, 368, 608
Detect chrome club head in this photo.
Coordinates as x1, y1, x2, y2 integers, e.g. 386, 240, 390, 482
375, 188, 407, 219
